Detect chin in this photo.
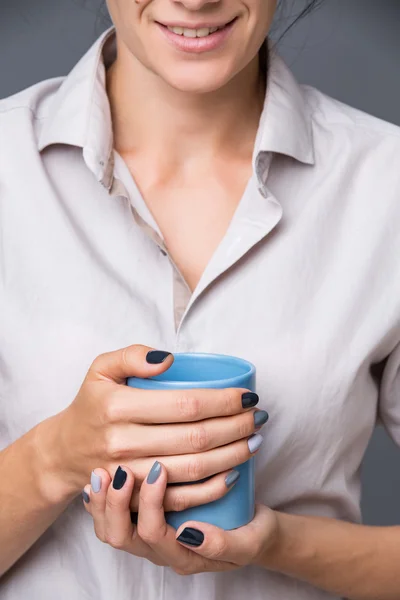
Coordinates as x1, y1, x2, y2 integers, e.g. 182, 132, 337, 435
157, 61, 236, 94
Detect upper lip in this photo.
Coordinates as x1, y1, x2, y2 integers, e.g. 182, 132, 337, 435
157, 18, 235, 29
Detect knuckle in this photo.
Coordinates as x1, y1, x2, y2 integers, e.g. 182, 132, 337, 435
122, 345, 143, 367
104, 532, 126, 550
170, 492, 188, 513
188, 425, 209, 453
239, 415, 254, 439
104, 430, 124, 461
93, 525, 105, 543
186, 456, 205, 481
172, 563, 194, 577
206, 482, 224, 504
90, 353, 106, 373
106, 494, 123, 512
120, 346, 131, 370
102, 392, 122, 424
137, 524, 165, 545
177, 394, 202, 421
234, 443, 245, 466
212, 535, 229, 559
221, 389, 236, 416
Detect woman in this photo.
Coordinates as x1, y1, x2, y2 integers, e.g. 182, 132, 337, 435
1, 0, 400, 598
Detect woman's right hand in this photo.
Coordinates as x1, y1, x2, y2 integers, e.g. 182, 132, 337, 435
48, 344, 267, 512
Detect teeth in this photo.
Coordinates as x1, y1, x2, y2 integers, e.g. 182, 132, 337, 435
167, 25, 222, 38
196, 28, 212, 38
183, 28, 197, 38
170, 26, 184, 35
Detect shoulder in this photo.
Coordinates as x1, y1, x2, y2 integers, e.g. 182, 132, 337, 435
303, 84, 400, 153
0, 77, 64, 143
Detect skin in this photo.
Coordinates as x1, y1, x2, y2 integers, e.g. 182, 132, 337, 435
2, 1, 400, 597
83, 2, 400, 598
0, 345, 265, 576
106, 0, 276, 289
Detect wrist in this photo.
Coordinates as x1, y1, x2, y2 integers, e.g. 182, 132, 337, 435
31, 413, 82, 506
256, 510, 299, 572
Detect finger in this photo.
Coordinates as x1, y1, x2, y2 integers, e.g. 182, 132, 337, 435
102, 464, 155, 558
138, 462, 236, 576
164, 469, 241, 512
88, 345, 174, 384
103, 386, 260, 424
89, 468, 112, 541
82, 484, 91, 512
129, 468, 240, 512
129, 433, 264, 484
114, 409, 268, 457
137, 462, 191, 566
102, 465, 136, 550
175, 504, 273, 565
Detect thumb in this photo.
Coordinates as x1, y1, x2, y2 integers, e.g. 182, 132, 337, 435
88, 345, 174, 384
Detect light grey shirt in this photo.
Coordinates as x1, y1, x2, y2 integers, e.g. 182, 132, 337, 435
1, 28, 400, 600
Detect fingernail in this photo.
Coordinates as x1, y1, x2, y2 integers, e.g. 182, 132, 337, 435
91, 470, 102, 493
176, 527, 204, 547
147, 461, 162, 484
82, 490, 90, 504
254, 410, 269, 428
146, 350, 171, 364
242, 392, 259, 409
225, 470, 240, 488
113, 466, 127, 490
248, 433, 263, 454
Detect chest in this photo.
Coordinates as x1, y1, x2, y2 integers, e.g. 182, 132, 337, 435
2, 152, 400, 513
121, 154, 253, 291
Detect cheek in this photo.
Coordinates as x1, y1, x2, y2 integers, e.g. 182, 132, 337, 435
250, 0, 277, 35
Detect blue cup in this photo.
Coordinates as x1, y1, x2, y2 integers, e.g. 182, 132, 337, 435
127, 352, 256, 531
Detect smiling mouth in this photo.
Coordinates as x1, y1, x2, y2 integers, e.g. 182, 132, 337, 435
158, 18, 237, 39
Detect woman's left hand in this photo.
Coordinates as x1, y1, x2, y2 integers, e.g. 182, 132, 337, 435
83, 462, 279, 575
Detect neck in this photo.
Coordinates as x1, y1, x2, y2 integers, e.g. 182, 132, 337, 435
107, 38, 266, 164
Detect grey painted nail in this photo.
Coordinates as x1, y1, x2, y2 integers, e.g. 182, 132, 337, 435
248, 433, 263, 454
147, 461, 162, 484
91, 471, 102, 493
225, 470, 240, 488
254, 410, 269, 428
82, 490, 90, 504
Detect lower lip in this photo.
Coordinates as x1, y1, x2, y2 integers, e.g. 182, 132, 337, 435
157, 20, 236, 54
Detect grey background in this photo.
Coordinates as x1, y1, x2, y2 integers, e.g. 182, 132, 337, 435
1, 0, 399, 525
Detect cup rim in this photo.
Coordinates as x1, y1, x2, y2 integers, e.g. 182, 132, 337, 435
130, 352, 255, 388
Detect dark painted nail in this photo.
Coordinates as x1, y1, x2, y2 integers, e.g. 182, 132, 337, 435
225, 470, 240, 488
146, 350, 172, 364
254, 410, 269, 428
147, 461, 162, 484
176, 527, 204, 547
82, 490, 90, 504
113, 466, 127, 490
130, 512, 138, 525
242, 392, 259, 409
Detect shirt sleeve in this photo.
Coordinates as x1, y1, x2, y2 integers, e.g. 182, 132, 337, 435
378, 341, 400, 446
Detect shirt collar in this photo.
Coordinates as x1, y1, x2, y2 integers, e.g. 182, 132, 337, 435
38, 29, 314, 191
256, 43, 315, 166
38, 28, 116, 189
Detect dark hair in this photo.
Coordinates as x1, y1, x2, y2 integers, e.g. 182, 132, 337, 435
259, 1, 322, 76
277, 0, 323, 40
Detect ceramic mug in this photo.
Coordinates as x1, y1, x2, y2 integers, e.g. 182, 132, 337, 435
127, 352, 256, 530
